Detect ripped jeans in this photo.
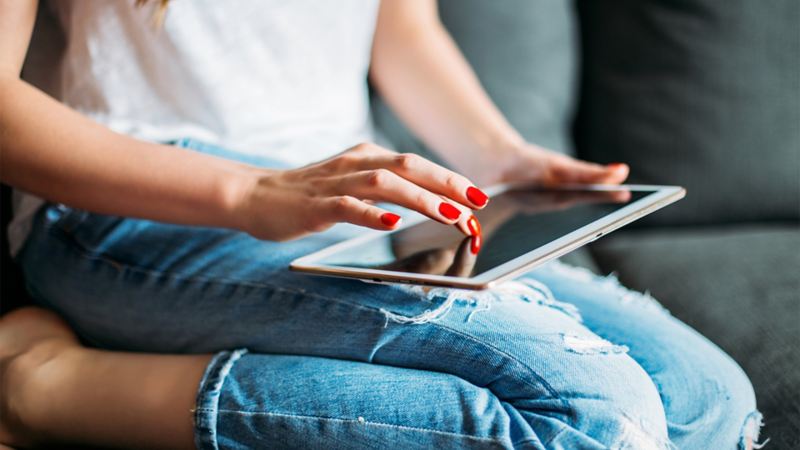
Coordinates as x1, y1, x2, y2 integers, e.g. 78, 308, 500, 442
17, 139, 762, 449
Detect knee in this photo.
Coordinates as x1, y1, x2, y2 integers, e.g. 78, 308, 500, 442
589, 363, 669, 449
720, 358, 758, 422
539, 348, 671, 449
658, 338, 760, 450
698, 355, 760, 449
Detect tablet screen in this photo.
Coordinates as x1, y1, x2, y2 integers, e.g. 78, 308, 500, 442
315, 187, 654, 278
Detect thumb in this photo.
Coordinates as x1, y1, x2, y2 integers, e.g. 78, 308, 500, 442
549, 156, 629, 185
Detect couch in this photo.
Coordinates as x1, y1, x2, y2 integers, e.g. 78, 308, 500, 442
2, 0, 798, 447
373, 0, 799, 447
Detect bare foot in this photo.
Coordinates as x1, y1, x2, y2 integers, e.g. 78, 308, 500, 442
0, 307, 81, 448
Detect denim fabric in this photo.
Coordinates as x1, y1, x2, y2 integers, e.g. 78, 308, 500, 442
17, 139, 760, 449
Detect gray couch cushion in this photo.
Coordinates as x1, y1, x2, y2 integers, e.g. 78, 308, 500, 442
373, 0, 578, 158
575, 0, 800, 226
591, 225, 800, 447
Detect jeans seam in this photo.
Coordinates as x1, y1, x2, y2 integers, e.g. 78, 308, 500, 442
194, 349, 247, 450
541, 424, 570, 447
510, 437, 541, 447
214, 409, 513, 445
47, 224, 565, 402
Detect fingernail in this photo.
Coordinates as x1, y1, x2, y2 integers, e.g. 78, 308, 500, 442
470, 234, 482, 255
466, 215, 481, 236
380, 212, 401, 227
466, 186, 489, 207
439, 202, 461, 220
607, 162, 627, 170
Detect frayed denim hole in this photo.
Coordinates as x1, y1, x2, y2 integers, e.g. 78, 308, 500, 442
561, 334, 629, 355
379, 286, 463, 325
614, 411, 676, 450
516, 278, 582, 322
381, 279, 583, 326
544, 260, 670, 315
739, 410, 769, 450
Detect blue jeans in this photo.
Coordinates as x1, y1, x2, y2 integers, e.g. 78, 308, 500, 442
17, 139, 761, 449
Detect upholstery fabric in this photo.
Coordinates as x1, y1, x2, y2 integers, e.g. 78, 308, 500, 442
591, 225, 800, 447
575, 0, 800, 226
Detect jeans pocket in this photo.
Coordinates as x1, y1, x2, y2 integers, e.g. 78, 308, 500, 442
43, 203, 88, 233
42, 203, 128, 256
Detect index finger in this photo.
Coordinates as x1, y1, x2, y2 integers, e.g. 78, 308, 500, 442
444, 236, 479, 277
362, 153, 490, 210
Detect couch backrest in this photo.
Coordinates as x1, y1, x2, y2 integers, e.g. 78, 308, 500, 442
574, 0, 800, 226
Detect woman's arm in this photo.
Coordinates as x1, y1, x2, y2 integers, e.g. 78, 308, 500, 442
0, 0, 255, 231
370, 0, 628, 187
0, 0, 485, 241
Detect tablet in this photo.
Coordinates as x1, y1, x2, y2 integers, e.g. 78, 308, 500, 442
290, 184, 685, 290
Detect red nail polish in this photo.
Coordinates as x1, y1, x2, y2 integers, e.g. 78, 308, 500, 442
439, 202, 461, 220
380, 212, 401, 227
466, 215, 481, 236
466, 186, 489, 207
470, 234, 482, 255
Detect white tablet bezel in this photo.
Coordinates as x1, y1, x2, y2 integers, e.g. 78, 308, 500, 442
290, 184, 685, 290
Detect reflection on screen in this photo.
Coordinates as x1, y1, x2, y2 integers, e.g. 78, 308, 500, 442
318, 188, 652, 277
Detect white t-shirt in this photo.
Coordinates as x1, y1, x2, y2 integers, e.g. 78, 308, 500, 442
9, 0, 381, 255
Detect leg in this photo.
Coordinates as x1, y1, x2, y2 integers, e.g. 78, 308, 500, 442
524, 261, 762, 449
0, 307, 208, 449
1, 307, 594, 450
19, 208, 672, 448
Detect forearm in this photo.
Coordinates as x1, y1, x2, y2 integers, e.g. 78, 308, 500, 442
370, 0, 523, 180
0, 77, 256, 230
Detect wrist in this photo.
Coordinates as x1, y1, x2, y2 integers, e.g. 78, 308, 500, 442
484, 128, 526, 158
218, 165, 273, 233
464, 131, 528, 186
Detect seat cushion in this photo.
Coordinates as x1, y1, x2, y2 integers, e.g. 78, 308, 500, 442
574, 0, 800, 226
591, 224, 800, 447
373, 0, 579, 159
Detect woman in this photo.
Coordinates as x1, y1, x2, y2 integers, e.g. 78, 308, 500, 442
0, 0, 761, 448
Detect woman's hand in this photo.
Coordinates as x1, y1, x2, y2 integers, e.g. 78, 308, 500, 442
234, 143, 490, 241
504, 143, 629, 186
471, 142, 630, 188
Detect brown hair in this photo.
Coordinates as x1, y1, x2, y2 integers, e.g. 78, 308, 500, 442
135, 0, 170, 27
